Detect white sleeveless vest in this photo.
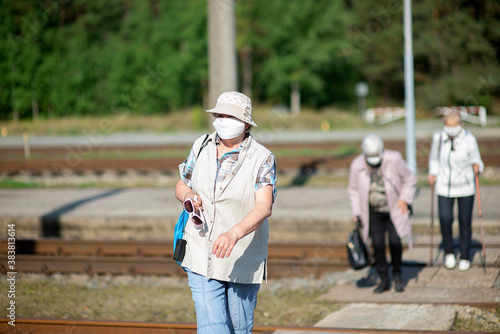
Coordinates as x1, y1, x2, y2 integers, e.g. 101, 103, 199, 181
181, 132, 271, 284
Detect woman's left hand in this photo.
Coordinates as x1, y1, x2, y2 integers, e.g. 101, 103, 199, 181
473, 164, 480, 174
212, 230, 239, 259
397, 199, 408, 214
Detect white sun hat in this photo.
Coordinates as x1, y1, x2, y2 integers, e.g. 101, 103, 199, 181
206, 91, 258, 127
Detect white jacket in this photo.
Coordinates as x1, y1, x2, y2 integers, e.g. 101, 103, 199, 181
428, 129, 484, 198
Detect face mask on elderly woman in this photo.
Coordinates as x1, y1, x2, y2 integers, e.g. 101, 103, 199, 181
362, 134, 384, 168
443, 125, 462, 138
366, 155, 382, 167
212, 116, 246, 139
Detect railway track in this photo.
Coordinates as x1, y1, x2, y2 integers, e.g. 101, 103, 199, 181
1, 139, 499, 174
1, 239, 497, 278
1, 240, 497, 333
0, 239, 351, 278
1, 318, 486, 334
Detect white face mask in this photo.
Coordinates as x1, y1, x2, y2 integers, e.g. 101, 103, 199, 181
444, 125, 462, 138
366, 155, 382, 167
213, 117, 246, 139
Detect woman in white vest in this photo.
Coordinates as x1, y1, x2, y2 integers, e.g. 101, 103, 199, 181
428, 111, 483, 271
175, 91, 277, 334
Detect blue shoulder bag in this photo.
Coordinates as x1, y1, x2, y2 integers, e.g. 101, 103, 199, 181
173, 135, 209, 265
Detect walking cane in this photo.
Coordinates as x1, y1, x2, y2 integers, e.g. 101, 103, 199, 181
475, 172, 486, 273
430, 184, 435, 266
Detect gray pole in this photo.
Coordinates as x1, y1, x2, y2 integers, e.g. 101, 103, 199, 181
355, 82, 368, 119
404, 0, 416, 174
207, 0, 238, 108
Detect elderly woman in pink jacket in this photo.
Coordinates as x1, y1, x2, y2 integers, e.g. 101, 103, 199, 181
348, 134, 417, 293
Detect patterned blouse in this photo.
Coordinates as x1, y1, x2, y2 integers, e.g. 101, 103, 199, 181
368, 166, 389, 213
179, 135, 277, 201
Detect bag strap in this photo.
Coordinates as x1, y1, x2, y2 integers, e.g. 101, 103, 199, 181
196, 134, 209, 160
438, 130, 443, 159
179, 134, 209, 232
356, 216, 363, 229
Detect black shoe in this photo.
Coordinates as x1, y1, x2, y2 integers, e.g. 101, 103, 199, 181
373, 280, 390, 293
394, 275, 404, 292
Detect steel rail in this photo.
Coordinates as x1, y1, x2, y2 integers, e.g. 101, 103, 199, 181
1, 138, 499, 157
2, 152, 499, 174
1, 239, 498, 258
1, 139, 499, 174
0, 239, 497, 278
0, 318, 486, 334
0, 254, 350, 278
0, 239, 350, 259
2, 253, 497, 279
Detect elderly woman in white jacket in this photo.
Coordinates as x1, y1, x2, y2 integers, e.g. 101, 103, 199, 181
348, 134, 417, 293
428, 111, 484, 271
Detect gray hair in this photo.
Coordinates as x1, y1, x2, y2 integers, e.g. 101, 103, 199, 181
443, 110, 463, 125
361, 134, 384, 155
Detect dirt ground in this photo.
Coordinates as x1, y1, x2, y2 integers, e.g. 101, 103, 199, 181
1, 270, 499, 331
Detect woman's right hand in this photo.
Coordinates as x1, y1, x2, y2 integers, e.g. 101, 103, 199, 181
427, 174, 436, 187
193, 194, 203, 210
186, 192, 203, 211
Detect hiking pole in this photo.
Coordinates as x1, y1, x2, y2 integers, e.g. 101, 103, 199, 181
430, 183, 435, 266
475, 172, 486, 273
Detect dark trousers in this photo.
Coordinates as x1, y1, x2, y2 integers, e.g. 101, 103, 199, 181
369, 208, 402, 281
438, 195, 474, 260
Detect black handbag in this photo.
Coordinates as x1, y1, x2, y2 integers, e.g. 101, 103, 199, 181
346, 217, 370, 270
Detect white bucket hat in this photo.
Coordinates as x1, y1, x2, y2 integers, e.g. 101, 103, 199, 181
206, 91, 258, 127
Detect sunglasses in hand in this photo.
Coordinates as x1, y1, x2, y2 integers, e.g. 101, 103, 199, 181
183, 196, 205, 229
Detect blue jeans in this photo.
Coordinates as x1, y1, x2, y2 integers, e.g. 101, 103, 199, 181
186, 269, 260, 334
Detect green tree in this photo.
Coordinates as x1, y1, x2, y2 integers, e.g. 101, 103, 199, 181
347, 0, 500, 111
1, 0, 499, 121
0, 0, 208, 120
413, 0, 500, 109
345, 0, 405, 104
239, 0, 352, 108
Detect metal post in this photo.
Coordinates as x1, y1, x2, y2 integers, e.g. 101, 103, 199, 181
23, 129, 30, 159
358, 97, 365, 119
404, 0, 416, 174
207, 0, 238, 108
291, 82, 300, 114
355, 82, 369, 119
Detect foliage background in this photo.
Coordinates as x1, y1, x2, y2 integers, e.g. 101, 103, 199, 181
1, 0, 499, 121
